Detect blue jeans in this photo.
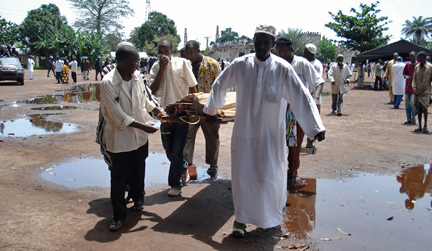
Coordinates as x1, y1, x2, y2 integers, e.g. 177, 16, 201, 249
161, 123, 189, 189
394, 95, 403, 109
332, 93, 344, 112
405, 93, 417, 121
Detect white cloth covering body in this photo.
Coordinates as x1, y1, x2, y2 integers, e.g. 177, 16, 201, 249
27, 58, 34, 79
391, 61, 406, 95
204, 54, 325, 228
290, 55, 323, 93
55, 59, 63, 72
27, 58, 34, 72
310, 58, 324, 104
69, 60, 78, 72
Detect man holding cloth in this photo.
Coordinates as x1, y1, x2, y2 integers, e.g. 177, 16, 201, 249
100, 42, 163, 231
183, 40, 221, 178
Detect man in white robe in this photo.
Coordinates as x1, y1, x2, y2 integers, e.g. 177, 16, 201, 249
203, 25, 326, 237
274, 38, 324, 190
27, 56, 35, 80
391, 57, 406, 109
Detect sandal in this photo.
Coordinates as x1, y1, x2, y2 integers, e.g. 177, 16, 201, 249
423, 127, 429, 133
414, 128, 422, 133
232, 221, 246, 238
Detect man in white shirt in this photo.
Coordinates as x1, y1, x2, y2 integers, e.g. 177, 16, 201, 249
27, 56, 35, 80
204, 25, 326, 237
54, 57, 64, 84
68, 57, 78, 84
149, 39, 198, 197
275, 38, 324, 190
391, 57, 406, 109
100, 42, 163, 232
328, 54, 352, 116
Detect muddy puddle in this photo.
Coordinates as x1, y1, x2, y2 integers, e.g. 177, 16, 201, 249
0, 114, 80, 137
17, 83, 100, 104
30, 106, 77, 111
40, 152, 212, 189
285, 164, 431, 250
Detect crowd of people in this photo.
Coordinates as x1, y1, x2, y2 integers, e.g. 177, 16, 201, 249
96, 26, 432, 237
45, 56, 111, 84
18, 24, 430, 238
372, 51, 432, 133
96, 25, 327, 237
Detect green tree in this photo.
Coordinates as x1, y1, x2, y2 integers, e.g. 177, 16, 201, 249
216, 28, 239, 43
401, 16, 432, 46
33, 24, 76, 57
75, 30, 109, 65
105, 31, 123, 51
277, 28, 313, 55
19, 4, 70, 54
214, 28, 249, 44
317, 39, 337, 63
0, 16, 19, 45
67, 0, 134, 34
325, 1, 390, 52
128, 11, 180, 53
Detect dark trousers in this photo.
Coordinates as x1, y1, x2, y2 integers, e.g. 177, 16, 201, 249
374, 76, 383, 90
288, 123, 305, 180
95, 69, 102, 80
331, 93, 344, 112
108, 143, 148, 221
47, 67, 55, 77
161, 123, 188, 188
55, 72, 62, 83
71, 72, 77, 83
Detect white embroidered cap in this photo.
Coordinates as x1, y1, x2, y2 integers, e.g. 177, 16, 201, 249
255, 25, 276, 37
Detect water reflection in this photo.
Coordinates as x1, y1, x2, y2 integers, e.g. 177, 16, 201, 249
280, 168, 431, 250
17, 83, 101, 104
284, 178, 316, 239
396, 164, 432, 210
30, 106, 77, 111
41, 153, 211, 188
0, 114, 79, 137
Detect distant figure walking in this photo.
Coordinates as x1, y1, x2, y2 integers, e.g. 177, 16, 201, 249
27, 56, 35, 80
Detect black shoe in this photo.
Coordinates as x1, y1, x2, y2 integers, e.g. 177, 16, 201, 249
232, 221, 247, 237
207, 165, 218, 178
287, 177, 307, 190
131, 200, 144, 211
109, 220, 123, 232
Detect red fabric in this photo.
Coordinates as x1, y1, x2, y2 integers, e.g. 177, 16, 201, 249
403, 62, 418, 94
82, 61, 90, 71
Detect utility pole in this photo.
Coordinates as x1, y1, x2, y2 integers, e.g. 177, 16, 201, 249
145, 0, 151, 22
204, 36, 211, 55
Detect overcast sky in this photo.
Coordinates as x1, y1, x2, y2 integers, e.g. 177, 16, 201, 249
2, 0, 432, 50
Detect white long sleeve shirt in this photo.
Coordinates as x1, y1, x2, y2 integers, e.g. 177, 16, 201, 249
204, 54, 325, 228
328, 63, 352, 94
100, 68, 156, 153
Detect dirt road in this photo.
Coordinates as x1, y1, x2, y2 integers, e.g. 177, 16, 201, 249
0, 70, 430, 250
